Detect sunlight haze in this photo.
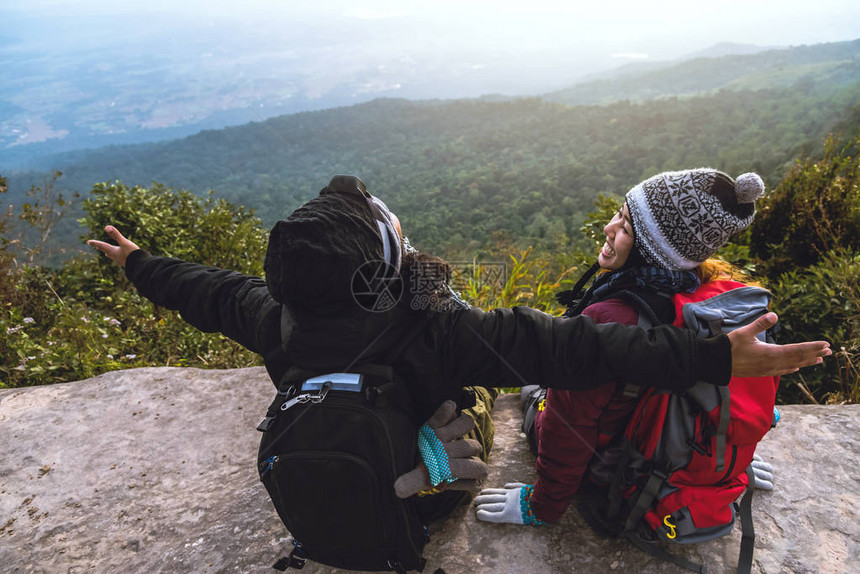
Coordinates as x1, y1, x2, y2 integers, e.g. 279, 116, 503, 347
5, 0, 859, 96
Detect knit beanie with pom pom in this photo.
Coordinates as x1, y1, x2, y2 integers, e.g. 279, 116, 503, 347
625, 168, 766, 270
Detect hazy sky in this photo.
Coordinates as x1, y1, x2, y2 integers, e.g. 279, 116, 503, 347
5, 0, 859, 87
2, 0, 859, 103
8, 1, 858, 47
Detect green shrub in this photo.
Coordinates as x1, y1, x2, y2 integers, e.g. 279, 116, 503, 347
769, 249, 859, 404
1, 181, 266, 388
747, 135, 860, 403
81, 181, 267, 276
460, 246, 576, 314
750, 135, 860, 279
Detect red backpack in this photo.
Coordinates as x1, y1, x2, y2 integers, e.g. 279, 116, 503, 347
585, 280, 779, 574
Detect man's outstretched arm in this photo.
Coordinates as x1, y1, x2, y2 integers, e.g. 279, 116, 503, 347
445, 304, 831, 394
88, 225, 276, 354
91, 226, 832, 384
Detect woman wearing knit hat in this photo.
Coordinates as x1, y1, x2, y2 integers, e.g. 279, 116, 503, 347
476, 168, 779, 526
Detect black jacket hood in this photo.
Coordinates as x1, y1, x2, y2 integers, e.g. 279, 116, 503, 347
265, 175, 406, 322
263, 176, 419, 370
265, 190, 381, 313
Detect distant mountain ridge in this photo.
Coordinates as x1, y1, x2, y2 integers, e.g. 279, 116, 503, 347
575, 42, 778, 84
7, 78, 859, 259
682, 41, 782, 60
543, 39, 860, 105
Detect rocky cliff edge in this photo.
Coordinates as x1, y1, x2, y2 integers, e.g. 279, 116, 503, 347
1, 367, 858, 573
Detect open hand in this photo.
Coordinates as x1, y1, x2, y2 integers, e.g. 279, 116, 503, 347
728, 312, 831, 377
87, 226, 139, 267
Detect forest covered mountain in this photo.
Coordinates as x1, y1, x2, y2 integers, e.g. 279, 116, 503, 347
3, 39, 860, 258
2, 38, 855, 169
2, 41, 858, 405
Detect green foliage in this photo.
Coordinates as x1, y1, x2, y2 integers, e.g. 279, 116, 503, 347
748, 136, 860, 404
0, 271, 261, 387
750, 136, 860, 278
82, 181, 267, 276
14, 171, 77, 264
1, 181, 265, 388
460, 246, 577, 314
8, 78, 860, 261
768, 250, 859, 404
0, 171, 75, 272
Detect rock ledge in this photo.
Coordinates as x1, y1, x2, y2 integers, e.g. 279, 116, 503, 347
1, 367, 858, 573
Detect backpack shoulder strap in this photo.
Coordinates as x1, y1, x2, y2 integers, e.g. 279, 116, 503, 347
714, 385, 731, 472
611, 289, 671, 396
737, 466, 757, 574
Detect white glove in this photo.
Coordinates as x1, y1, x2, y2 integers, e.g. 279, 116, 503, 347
474, 482, 544, 526
751, 454, 774, 490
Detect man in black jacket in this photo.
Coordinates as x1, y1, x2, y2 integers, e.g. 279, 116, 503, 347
88, 175, 830, 421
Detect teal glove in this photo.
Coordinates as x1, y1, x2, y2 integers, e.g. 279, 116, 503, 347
394, 401, 486, 498
751, 454, 774, 490
474, 482, 545, 526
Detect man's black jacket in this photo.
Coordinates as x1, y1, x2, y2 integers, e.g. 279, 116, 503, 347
124, 251, 729, 421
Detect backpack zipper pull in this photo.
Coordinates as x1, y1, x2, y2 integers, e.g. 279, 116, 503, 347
280, 395, 303, 412
280, 380, 332, 411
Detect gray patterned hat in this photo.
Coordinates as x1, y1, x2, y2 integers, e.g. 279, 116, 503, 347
625, 168, 766, 270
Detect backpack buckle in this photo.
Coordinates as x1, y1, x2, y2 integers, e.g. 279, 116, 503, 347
272, 550, 306, 571
256, 416, 276, 432
272, 541, 307, 570
286, 548, 306, 569
257, 387, 299, 432
652, 468, 668, 481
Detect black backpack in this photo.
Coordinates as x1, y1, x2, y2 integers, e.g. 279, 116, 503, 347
256, 364, 428, 573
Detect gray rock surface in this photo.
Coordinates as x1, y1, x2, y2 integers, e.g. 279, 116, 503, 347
1, 367, 858, 573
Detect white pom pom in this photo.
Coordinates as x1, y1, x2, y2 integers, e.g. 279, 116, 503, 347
735, 173, 765, 204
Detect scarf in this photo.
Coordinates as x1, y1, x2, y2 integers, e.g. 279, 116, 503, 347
558, 264, 700, 318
